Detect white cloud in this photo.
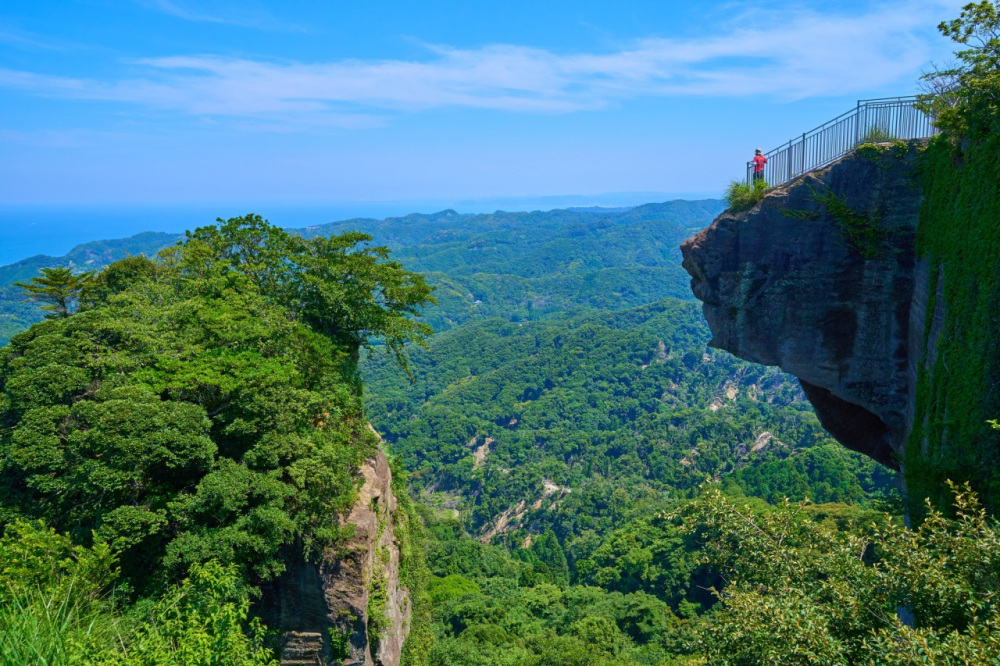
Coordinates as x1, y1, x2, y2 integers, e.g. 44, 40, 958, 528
0, 1, 962, 128
137, 0, 300, 31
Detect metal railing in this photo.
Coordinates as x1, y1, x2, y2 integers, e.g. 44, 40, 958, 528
746, 96, 937, 187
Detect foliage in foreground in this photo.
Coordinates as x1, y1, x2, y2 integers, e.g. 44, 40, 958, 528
677, 482, 1000, 665
918, 0, 1000, 139
412, 494, 907, 665
0, 520, 277, 665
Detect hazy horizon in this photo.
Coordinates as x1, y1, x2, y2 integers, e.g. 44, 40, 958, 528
0, 191, 721, 265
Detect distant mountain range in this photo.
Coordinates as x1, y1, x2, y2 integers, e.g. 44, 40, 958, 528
0, 199, 725, 346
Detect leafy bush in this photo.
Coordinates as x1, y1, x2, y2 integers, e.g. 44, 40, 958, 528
0, 521, 119, 665
917, 0, 1000, 139
0, 521, 278, 665
112, 561, 278, 666
676, 482, 1000, 665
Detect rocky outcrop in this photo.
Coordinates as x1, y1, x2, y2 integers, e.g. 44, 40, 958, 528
681, 143, 924, 470
272, 449, 411, 666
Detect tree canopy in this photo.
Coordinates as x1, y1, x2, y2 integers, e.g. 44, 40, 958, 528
0, 215, 433, 594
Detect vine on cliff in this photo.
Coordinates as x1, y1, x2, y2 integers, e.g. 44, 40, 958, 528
855, 140, 910, 169
907, 133, 1000, 516
811, 188, 886, 260
905, 0, 1000, 516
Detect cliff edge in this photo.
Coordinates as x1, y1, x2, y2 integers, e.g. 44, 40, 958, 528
681, 143, 923, 472
682, 137, 1000, 513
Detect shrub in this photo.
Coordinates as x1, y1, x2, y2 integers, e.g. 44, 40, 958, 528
724, 179, 770, 212
0, 522, 279, 665
112, 561, 278, 665
0, 521, 120, 664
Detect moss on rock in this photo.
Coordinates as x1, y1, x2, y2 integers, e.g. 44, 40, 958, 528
906, 134, 1000, 515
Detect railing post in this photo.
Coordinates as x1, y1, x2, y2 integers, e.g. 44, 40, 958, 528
853, 99, 861, 146
786, 139, 792, 183
800, 132, 806, 175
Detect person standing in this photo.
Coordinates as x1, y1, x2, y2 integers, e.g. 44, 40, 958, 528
752, 148, 767, 182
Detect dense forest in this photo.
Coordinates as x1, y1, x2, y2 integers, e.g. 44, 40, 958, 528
352, 201, 907, 664
364, 303, 897, 531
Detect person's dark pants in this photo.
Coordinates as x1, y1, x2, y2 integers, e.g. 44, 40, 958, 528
752, 171, 764, 182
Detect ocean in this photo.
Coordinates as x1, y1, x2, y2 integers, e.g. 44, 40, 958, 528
0, 202, 446, 266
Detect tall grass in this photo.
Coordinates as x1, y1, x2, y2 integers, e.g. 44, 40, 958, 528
0, 522, 278, 665
724, 179, 770, 211
0, 582, 120, 665
859, 126, 897, 142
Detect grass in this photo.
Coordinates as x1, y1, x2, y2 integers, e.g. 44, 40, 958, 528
724, 179, 770, 211
859, 126, 897, 143
0, 583, 120, 665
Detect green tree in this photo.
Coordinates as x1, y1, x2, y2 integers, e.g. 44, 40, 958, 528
13, 266, 92, 319
171, 215, 435, 376
919, 1, 1000, 137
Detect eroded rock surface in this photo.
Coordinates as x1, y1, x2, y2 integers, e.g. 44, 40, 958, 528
681, 144, 925, 468
273, 449, 410, 666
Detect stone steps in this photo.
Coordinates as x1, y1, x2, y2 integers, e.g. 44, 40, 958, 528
281, 631, 324, 665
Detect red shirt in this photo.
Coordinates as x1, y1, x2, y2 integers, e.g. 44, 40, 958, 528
753, 154, 767, 173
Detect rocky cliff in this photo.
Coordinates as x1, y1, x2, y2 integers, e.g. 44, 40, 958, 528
681, 143, 924, 473
682, 137, 1000, 512
272, 448, 411, 666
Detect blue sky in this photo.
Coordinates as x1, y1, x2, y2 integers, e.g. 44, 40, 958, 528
0, 0, 963, 210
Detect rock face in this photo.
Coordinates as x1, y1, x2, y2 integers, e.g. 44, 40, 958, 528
274, 449, 411, 666
681, 144, 924, 469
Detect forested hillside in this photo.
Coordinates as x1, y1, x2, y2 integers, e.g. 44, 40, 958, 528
3, 190, 998, 663
6, 0, 1000, 662
365, 303, 895, 532
2, 198, 918, 664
